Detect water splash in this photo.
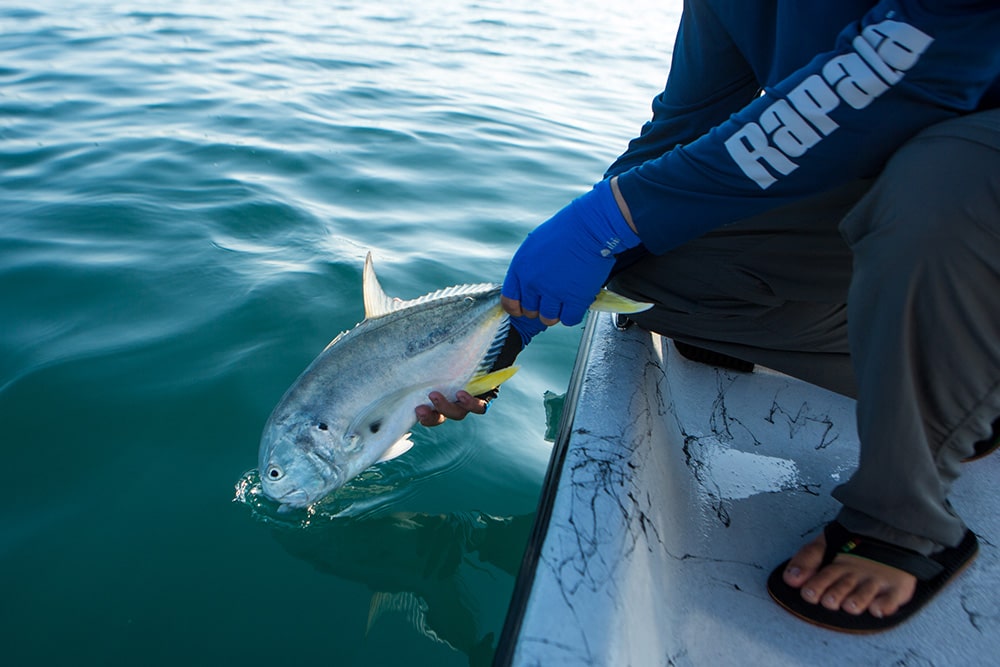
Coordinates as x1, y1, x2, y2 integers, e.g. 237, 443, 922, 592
233, 464, 422, 528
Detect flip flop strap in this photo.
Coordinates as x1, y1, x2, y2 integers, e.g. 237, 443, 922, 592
822, 521, 944, 581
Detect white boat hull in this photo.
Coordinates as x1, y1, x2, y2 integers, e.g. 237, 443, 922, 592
497, 312, 999, 666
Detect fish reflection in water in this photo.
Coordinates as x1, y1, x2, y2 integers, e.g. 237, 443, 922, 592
271, 510, 533, 666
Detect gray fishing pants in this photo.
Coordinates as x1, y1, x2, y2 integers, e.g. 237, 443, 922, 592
609, 109, 1000, 555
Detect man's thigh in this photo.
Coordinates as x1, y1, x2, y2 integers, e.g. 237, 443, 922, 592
609, 179, 868, 353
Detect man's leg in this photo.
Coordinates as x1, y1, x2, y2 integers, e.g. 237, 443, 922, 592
610, 179, 867, 397
784, 109, 1000, 619
611, 109, 1000, 623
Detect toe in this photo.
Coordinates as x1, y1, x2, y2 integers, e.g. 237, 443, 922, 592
776, 528, 923, 623
868, 583, 915, 618
819, 571, 860, 610
783, 534, 827, 588
805, 554, 917, 616
841, 578, 881, 616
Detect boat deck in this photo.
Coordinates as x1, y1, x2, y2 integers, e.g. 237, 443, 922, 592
497, 313, 999, 666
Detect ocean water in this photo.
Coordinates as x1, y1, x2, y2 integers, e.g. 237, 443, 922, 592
1, 1, 679, 664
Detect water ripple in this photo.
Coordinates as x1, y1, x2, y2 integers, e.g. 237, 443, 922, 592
1, 1, 681, 664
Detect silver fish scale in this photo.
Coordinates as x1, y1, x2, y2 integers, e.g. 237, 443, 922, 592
258, 278, 508, 510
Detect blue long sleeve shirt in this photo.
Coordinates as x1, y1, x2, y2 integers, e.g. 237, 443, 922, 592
606, 0, 1000, 254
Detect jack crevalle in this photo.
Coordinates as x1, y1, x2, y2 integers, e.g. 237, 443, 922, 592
257, 252, 650, 511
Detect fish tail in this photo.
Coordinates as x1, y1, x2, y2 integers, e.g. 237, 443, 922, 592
590, 288, 653, 314
464, 365, 519, 397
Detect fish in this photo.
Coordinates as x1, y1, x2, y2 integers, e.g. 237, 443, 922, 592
257, 252, 651, 511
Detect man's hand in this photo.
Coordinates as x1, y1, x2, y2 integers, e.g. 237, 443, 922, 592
415, 391, 490, 427
414, 318, 544, 427
501, 178, 640, 326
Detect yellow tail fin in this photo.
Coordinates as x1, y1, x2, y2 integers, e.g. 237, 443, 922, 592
464, 365, 520, 397
591, 289, 653, 314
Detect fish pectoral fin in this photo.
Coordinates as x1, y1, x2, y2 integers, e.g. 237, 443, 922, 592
463, 365, 519, 397
590, 288, 653, 314
376, 433, 415, 463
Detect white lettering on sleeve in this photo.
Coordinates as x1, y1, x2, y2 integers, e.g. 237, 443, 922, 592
724, 122, 800, 189
787, 75, 841, 135
724, 18, 934, 189
865, 20, 934, 72
823, 53, 890, 109
760, 99, 822, 157
853, 35, 903, 85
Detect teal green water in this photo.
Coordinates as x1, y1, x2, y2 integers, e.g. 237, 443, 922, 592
1, 1, 677, 664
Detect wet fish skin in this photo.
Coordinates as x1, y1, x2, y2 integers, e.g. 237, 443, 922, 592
256, 253, 652, 511
258, 254, 514, 511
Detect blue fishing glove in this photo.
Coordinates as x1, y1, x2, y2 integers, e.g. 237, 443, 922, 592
502, 178, 641, 326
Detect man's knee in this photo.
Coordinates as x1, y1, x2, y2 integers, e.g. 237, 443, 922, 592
841, 110, 1000, 262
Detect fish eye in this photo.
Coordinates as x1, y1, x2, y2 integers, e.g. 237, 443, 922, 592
369, 420, 382, 434
317, 423, 328, 431
265, 464, 284, 481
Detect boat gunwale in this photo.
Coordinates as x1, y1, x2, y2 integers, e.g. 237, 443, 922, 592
492, 312, 601, 666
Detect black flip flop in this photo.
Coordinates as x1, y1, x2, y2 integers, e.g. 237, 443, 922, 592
767, 521, 979, 633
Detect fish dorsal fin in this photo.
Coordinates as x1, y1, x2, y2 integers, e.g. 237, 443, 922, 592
408, 282, 499, 307
363, 252, 400, 319
363, 252, 498, 320
322, 328, 351, 352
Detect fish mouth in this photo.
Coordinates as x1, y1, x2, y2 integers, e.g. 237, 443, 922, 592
264, 486, 312, 510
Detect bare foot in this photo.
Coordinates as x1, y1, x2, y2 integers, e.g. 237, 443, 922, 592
781, 532, 917, 618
